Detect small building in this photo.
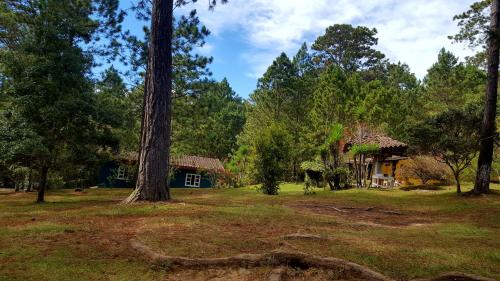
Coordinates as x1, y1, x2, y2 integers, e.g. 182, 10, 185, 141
169, 155, 225, 188
345, 134, 408, 188
98, 155, 225, 188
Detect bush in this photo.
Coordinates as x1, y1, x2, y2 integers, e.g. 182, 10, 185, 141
301, 160, 324, 189
216, 170, 242, 188
396, 156, 451, 185
253, 124, 291, 195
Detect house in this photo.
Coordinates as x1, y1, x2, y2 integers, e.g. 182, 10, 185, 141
344, 134, 408, 188
98, 155, 225, 188
169, 155, 225, 188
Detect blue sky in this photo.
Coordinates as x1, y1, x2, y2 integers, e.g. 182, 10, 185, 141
115, 0, 477, 98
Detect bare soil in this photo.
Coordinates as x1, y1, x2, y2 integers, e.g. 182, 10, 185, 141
290, 203, 432, 227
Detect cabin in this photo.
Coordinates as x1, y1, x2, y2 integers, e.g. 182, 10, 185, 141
98, 155, 225, 188
345, 134, 409, 188
169, 155, 225, 188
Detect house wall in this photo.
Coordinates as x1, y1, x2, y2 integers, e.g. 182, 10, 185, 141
98, 161, 135, 188
98, 162, 215, 188
169, 169, 214, 188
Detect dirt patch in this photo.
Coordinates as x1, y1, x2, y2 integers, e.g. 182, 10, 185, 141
164, 267, 377, 281
413, 272, 498, 281
290, 204, 432, 227
165, 267, 269, 281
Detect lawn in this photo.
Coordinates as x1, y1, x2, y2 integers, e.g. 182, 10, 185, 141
0, 184, 499, 281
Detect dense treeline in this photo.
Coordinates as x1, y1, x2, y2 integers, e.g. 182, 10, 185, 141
0, 1, 498, 199
0, 0, 244, 201
233, 23, 491, 193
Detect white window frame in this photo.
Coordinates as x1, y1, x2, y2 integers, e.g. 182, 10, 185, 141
185, 173, 201, 187
116, 166, 128, 180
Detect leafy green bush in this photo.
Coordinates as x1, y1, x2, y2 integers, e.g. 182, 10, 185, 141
253, 124, 291, 195
301, 160, 324, 194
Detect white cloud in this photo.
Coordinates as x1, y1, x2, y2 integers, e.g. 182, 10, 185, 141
184, 0, 477, 79
196, 42, 214, 56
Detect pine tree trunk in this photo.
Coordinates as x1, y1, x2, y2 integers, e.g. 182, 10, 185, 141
36, 166, 49, 203
473, 0, 500, 195
125, 0, 173, 203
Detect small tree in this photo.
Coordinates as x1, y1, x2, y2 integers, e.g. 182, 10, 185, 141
253, 125, 291, 195
396, 156, 450, 186
322, 124, 343, 189
410, 104, 481, 193
350, 144, 379, 188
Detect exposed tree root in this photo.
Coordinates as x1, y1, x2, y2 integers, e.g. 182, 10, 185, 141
282, 233, 327, 241
326, 206, 348, 213
131, 240, 497, 281
268, 267, 287, 281
413, 271, 497, 281
131, 239, 394, 281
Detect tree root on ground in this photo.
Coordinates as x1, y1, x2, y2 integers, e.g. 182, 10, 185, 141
130, 240, 497, 281
281, 233, 327, 241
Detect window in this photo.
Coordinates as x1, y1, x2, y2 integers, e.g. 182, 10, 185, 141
185, 173, 201, 187
116, 166, 133, 180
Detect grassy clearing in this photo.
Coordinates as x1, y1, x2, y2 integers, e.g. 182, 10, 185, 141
0, 184, 499, 280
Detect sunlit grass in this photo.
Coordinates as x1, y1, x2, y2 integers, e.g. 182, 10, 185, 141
0, 183, 499, 280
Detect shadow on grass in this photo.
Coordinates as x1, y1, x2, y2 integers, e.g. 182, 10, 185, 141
400, 185, 446, 191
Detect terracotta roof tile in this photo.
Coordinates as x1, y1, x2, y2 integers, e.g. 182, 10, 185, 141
344, 134, 408, 154
357, 135, 408, 149
170, 155, 225, 172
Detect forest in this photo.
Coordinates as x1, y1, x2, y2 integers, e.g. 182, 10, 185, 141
1, 0, 497, 199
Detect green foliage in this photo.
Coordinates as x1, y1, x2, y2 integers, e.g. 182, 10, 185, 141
423, 48, 485, 114
303, 173, 316, 195
253, 125, 291, 195
449, 0, 491, 49
325, 123, 343, 145
310, 66, 363, 134
312, 24, 386, 72
0, 0, 126, 196
240, 48, 316, 181
126, 7, 215, 93
172, 79, 246, 159
409, 103, 482, 192
350, 144, 380, 156
300, 161, 325, 173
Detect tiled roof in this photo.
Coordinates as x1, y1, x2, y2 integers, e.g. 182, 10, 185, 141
355, 135, 408, 150
344, 134, 408, 154
170, 155, 225, 172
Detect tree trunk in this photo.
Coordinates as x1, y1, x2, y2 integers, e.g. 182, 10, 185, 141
473, 0, 500, 195
353, 155, 359, 188
36, 166, 49, 203
25, 167, 33, 192
454, 172, 462, 194
125, 0, 173, 203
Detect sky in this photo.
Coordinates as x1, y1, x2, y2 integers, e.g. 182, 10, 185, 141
119, 0, 478, 98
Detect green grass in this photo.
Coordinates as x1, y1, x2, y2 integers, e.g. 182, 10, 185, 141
0, 184, 499, 280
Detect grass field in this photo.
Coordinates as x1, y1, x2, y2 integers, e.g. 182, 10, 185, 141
0, 184, 499, 281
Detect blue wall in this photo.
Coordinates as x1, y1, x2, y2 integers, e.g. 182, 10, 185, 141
98, 161, 135, 188
98, 162, 215, 188
169, 169, 214, 188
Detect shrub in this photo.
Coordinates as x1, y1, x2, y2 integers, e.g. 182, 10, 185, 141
300, 160, 324, 187
216, 170, 241, 189
396, 156, 451, 185
253, 124, 291, 195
